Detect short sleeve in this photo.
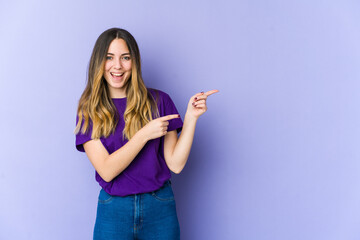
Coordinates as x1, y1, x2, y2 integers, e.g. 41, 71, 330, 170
75, 115, 93, 152
162, 92, 183, 134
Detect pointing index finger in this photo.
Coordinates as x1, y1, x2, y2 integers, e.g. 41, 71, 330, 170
159, 114, 180, 121
204, 89, 220, 97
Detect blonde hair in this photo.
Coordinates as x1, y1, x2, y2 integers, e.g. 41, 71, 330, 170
74, 28, 159, 141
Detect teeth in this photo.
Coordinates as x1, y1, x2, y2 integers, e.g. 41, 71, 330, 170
112, 73, 124, 77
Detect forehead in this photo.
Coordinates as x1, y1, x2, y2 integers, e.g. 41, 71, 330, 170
107, 38, 130, 54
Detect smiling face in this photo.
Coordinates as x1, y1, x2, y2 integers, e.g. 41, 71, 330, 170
103, 38, 132, 98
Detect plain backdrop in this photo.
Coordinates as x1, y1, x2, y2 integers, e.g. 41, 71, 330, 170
1, 0, 360, 239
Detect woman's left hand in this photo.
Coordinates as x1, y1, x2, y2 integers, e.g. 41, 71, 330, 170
185, 89, 219, 120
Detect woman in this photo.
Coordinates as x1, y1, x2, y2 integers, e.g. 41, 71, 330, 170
74, 27, 218, 240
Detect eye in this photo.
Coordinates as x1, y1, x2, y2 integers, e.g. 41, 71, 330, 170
122, 56, 131, 61
106, 56, 112, 60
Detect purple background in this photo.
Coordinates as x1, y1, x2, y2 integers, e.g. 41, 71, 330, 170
1, 0, 360, 239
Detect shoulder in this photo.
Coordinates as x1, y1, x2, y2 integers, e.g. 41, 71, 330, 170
147, 87, 169, 97
147, 88, 171, 102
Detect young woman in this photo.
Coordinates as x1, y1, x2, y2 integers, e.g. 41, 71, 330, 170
74, 28, 218, 240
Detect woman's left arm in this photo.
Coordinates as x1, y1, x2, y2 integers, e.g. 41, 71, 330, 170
164, 90, 219, 174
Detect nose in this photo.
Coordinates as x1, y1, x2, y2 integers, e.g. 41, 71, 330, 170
114, 58, 122, 69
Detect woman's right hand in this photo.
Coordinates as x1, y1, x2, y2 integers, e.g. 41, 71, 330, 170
140, 114, 181, 141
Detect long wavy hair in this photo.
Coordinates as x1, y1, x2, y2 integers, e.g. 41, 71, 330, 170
74, 28, 160, 141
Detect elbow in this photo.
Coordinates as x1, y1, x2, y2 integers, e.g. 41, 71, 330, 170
101, 170, 117, 183
99, 157, 116, 183
171, 166, 184, 174
167, 159, 186, 174
99, 172, 113, 183
97, 167, 115, 183
103, 176, 113, 183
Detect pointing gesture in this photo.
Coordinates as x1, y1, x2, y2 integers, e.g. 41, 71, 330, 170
157, 114, 181, 122
141, 114, 180, 141
187, 90, 220, 119
139, 89, 219, 141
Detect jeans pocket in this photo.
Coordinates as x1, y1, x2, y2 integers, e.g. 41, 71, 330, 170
98, 188, 114, 204
151, 181, 175, 201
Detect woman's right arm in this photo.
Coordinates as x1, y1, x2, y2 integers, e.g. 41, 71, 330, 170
84, 129, 148, 182
83, 114, 180, 182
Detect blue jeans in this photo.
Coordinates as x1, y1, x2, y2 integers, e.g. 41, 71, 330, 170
93, 180, 180, 240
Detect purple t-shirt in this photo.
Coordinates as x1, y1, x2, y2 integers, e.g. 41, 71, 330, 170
75, 88, 183, 196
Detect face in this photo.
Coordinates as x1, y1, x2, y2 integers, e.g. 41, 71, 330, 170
103, 38, 132, 98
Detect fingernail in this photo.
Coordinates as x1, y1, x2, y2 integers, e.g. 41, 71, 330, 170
195, 97, 197, 100
178, 114, 180, 117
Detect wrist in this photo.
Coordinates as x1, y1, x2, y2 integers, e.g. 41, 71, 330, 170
184, 112, 198, 123
134, 129, 149, 144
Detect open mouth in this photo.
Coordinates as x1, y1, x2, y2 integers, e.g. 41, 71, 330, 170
111, 72, 124, 77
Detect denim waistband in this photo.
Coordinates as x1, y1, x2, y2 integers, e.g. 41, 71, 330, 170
101, 179, 172, 197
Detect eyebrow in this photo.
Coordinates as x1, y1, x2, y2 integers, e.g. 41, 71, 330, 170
107, 53, 130, 56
